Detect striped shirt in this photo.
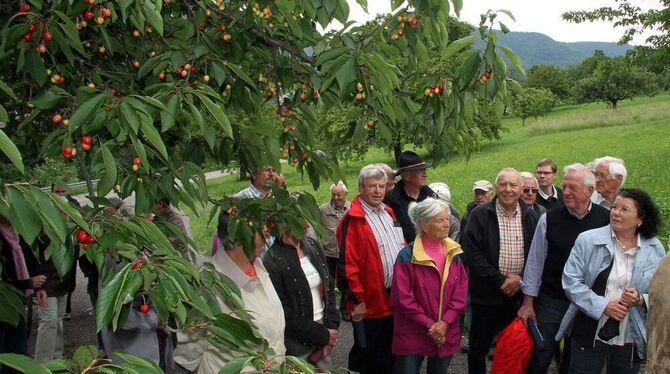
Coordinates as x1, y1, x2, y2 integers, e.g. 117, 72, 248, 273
496, 201, 525, 276
360, 199, 405, 288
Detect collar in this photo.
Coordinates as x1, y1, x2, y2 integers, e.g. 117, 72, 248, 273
566, 201, 593, 220
495, 200, 520, 218
212, 249, 266, 290
611, 228, 641, 255
411, 235, 462, 266
360, 198, 387, 214
329, 200, 349, 212
248, 183, 269, 198
538, 185, 558, 200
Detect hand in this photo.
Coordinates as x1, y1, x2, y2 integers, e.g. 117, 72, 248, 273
31, 275, 46, 289
36, 290, 48, 307
351, 303, 367, 322
327, 329, 338, 346
619, 288, 641, 308
428, 321, 448, 345
604, 300, 628, 321
500, 274, 522, 297
517, 296, 536, 324
322, 344, 333, 357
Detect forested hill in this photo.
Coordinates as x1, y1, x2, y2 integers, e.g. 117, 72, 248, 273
474, 31, 633, 69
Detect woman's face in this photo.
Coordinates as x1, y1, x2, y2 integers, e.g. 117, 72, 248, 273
610, 196, 642, 236
422, 209, 451, 240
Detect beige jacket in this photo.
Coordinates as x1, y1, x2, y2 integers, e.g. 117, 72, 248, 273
173, 250, 286, 373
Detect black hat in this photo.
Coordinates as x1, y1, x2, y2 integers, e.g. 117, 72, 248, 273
396, 151, 432, 175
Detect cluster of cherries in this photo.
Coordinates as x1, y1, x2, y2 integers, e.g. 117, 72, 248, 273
75, 228, 96, 250
479, 70, 493, 85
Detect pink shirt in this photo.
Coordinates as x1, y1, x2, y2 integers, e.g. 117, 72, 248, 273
422, 236, 447, 277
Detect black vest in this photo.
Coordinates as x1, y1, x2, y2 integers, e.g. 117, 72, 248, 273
540, 204, 610, 300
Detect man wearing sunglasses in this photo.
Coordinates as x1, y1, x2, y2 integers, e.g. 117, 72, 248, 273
520, 172, 546, 215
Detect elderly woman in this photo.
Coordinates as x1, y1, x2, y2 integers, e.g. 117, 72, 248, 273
263, 222, 340, 368
173, 212, 286, 372
557, 188, 665, 373
390, 198, 468, 374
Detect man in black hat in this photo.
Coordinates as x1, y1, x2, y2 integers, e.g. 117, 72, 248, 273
383, 151, 437, 243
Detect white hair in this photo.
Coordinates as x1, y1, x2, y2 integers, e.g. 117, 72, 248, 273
330, 180, 348, 193
593, 156, 627, 186
519, 172, 538, 187
375, 163, 396, 181
429, 182, 451, 203
358, 164, 387, 186
563, 163, 596, 190
408, 198, 450, 234
495, 167, 522, 186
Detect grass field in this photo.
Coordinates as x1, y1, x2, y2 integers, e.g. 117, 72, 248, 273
186, 93, 670, 250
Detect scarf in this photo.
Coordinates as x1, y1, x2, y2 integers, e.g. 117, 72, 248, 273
0, 223, 32, 296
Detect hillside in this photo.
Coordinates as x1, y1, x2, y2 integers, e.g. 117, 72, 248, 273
474, 31, 633, 69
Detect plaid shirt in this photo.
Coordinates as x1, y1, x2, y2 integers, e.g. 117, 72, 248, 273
496, 201, 525, 275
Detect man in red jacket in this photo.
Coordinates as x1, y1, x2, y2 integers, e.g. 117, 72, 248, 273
337, 164, 406, 374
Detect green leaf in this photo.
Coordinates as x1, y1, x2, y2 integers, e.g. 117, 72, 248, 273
0, 283, 26, 326
500, 45, 525, 76
115, 352, 163, 372
221, 356, 254, 374
141, 121, 168, 160
96, 264, 133, 331
7, 188, 40, 243
451, 0, 463, 16
47, 193, 89, 232
68, 94, 106, 131
119, 101, 141, 134
0, 105, 7, 124
209, 62, 227, 87
51, 9, 85, 55
0, 79, 17, 100
499, 22, 510, 34
142, 2, 164, 36
335, 58, 357, 98
135, 95, 167, 111
31, 89, 63, 110
0, 354, 50, 374
0, 130, 24, 174
50, 242, 74, 279
355, 0, 368, 12
443, 35, 475, 59
496, 9, 516, 22
72, 346, 99, 369
160, 94, 179, 132
97, 143, 118, 196
224, 62, 257, 89
35, 190, 67, 244
24, 49, 47, 87
194, 93, 232, 138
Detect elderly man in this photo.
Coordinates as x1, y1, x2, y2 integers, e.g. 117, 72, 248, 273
461, 168, 539, 374
429, 182, 462, 241
153, 198, 194, 259
520, 172, 547, 215
234, 165, 277, 199
535, 158, 564, 210
319, 181, 350, 284
517, 164, 610, 373
384, 151, 437, 243
337, 165, 405, 374
590, 156, 627, 209
460, 180, 494, 235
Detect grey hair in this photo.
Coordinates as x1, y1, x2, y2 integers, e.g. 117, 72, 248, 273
358, 164, 387, 186
375, 163, 396, 182
593, 156, 627, 186
519, 172, 538, 187
429, 182, 451, 203
495, 167, 522, 186
330, 180, 348, 193
563, 163, 596, 190
408, 198, 451, 234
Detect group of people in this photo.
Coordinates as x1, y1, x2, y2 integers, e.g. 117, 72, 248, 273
1, 151, 667, 374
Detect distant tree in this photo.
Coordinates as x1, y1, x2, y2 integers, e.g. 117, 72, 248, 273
511, 88, 557, 126
526, 65, 571, 100
566, 50, 608, 81
573, 57, 658, 108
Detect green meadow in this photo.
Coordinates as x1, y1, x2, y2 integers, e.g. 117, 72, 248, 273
187, 93, 670, 249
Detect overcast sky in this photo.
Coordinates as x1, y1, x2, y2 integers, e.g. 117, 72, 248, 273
344, 0, 661, 45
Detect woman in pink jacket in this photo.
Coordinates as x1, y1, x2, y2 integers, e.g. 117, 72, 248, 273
390, 198, 468, 374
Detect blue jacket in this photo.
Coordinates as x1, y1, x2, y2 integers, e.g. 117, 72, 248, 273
556, 225, 666, 359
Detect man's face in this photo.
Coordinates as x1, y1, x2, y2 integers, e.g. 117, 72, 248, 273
473, 190, 492, 205
330, 186, 347, 209
252, 165, 276, 188
52, 186, 67, 197
521, 179, 539, 206
496, 171, 523, 209
359, 177, 386, 207
535, 165, 556, 188
562, 171, 593, 211
402, 168, 428, 188
594, 164, 622, 196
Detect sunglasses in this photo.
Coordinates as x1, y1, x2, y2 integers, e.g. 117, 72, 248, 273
523, 188, 538, 194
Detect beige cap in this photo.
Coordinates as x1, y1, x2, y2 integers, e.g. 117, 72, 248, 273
472, 180, 493, 192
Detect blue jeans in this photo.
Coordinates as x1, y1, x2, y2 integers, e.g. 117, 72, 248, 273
569, 341, 640, 374
527, 294, 571, 374
395, 354, 452, 374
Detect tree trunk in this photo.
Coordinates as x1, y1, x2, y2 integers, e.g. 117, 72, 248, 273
76, 155, 97, 208
393, 143, 402, 166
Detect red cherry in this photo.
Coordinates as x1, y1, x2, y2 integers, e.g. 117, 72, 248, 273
28, 24, 36, 32
81, 243, 89, 251
312, 88, 319, 99
133, 156, 141, 165
81, 134, 93, 144
131, 261, 143, 270
139, 304, 150, 314
43, 31, 53, 42
86, 235, 96, 244
57, 76, 65, 84
76, 228, 89, 243
23, 32, 33, 42
265, 90, 273, 98
82, 143, 91, 151
35, 43, 47, 54
83, 11, 94, 21
101, 8, 112, 18
19, 3, 30, 14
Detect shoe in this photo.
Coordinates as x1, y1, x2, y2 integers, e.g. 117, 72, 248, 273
63, 313, 71, 320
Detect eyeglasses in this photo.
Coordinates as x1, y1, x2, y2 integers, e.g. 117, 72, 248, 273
523, 188, 538, 194
535, 171, 554, 176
